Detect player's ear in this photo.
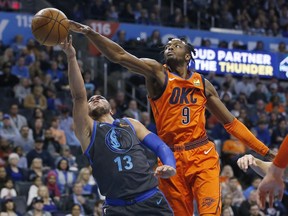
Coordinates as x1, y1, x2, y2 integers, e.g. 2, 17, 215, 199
185, 53, 191, 62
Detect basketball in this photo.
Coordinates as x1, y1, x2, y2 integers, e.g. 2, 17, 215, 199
31, 8, 69, 46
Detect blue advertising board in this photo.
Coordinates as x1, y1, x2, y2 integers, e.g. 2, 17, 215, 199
0, 11, 288, 80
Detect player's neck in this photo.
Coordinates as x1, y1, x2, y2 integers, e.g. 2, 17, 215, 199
98, 114, 114, 124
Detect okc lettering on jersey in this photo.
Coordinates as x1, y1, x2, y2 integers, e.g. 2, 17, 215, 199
169, 87, 199, 104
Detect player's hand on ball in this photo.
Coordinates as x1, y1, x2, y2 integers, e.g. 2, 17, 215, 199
155, 165, 176, 179
60, 35, 76, 59
69, 20, 91, 35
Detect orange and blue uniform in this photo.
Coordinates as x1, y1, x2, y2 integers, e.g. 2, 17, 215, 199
149, 66, 221, 215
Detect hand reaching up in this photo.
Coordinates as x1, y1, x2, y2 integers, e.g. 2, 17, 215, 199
60, 35, 76, 59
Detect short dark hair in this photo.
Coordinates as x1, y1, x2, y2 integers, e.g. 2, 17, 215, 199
167, 37, 196, 63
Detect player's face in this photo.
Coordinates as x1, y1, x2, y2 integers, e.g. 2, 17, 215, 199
164, 39, 188, 64
88, 95, 111, 120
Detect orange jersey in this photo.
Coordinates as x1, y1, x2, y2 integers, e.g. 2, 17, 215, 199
149, 68, 207, 147
273, 135, 288, 168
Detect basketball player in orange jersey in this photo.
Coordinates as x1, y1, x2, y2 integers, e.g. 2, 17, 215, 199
69, 20, 276, 216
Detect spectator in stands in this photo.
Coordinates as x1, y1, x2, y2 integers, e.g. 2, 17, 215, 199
13, 77, 31, 105
238, 190, 258, 216
8, 104, 28, 130
249, 99, 268, 127
46, 61, 64, 86
0, 198, 19, 216
11, 35, 25, 53
23, 85, 47, 110
49, 117, 66, 145
147, 30, 163, 48
253, 120, 271, 146
13, 125, 34, 154
27, 176, 43, 206
26, 138, 54, 169
114, 90, 128, 113
108, 98, 122, 119
45, 88, 62, 113
270, 118, 288, 148
5, 153, 26, 182
106, 4, 118, 21
123, 99, 142, 121
71, 3, 85, 23
43, 128, 61, 159
265, 95, 285, 114
55, 158, 76, 195
59, 107, 81, 148
66, 203, 83, 216
0, 62, 19, 88
114, 30, 128, 47
25, 196, 52, 216
278, 41, 288, 53
243, 177, 262, 199
0, 166, 8, 190
11, 57, 29, 79
222, 74, 236, 94
62, 181, 93, 215
249, 203, 265, 216
266, 83, 286, 106
137, 9, 150, 25
0, 178, 17, 199
76, 167, 97, 197
14, 146, 28, 169
0, 137, 13, 162
222, 177, 245, 208
253, 41, 266, 52
222, 134, 246, 160
0, 114, 19, 143
31, 117, 45, 141
93, 200, 104, 216
29, 108, 46, 129
27, 158, 45, 181
89, 0, 107, 21
0, 48, 14, 67
141, 111, 157, 134
45, 171, 60, 201
221, 193, 238, 216
83, 70, 97, 99
37, 185, 58, 213
248, 82, 267, 104
56, 145, 78, 172
42, 74, 57, 93
234, 75, 254, 97
119, 2, 135, 23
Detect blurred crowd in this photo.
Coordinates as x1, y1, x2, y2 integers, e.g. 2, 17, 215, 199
54, 0, 288, 38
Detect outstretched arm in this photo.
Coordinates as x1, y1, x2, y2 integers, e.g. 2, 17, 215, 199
60, 35, 93, 152
205, 79, 271, 157
128, 118, 176, 179
69, 21, 164, 80
237, 154, 271, 177
257, 135, 288, 208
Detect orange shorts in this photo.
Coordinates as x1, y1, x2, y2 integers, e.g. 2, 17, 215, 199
159, 141, 221, 216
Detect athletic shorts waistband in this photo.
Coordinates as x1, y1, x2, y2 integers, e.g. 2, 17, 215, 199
105, 187, 158, 206
170, 135, 209, 152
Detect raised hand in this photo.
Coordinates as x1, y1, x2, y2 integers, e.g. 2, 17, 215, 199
60, 35, 76, 59
154, 165, 176, 179
237, 154, 256, 172
257, 164, 285, 209
69, 20, 91, 35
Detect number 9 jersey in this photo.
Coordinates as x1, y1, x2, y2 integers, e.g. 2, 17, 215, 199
149, 66, 207, 147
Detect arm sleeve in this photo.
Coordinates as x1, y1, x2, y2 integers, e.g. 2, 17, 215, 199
273, 135, 288, 168
141, 133, 176, 169
224, 118, 269, 156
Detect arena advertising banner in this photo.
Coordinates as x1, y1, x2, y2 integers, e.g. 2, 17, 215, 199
192, 48, 276, 78
0, 12, 288, 80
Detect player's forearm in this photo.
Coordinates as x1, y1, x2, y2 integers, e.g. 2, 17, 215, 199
224, 118, 270, 156
86, 28, 126, 63
250, 158, 271, 177
67, 55, 87, 99
273, 135, 288, 168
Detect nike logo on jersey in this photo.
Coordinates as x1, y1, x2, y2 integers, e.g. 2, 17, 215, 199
204, 146, 213, 155
156, 197, 163, 205
169, 78, 176, 81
